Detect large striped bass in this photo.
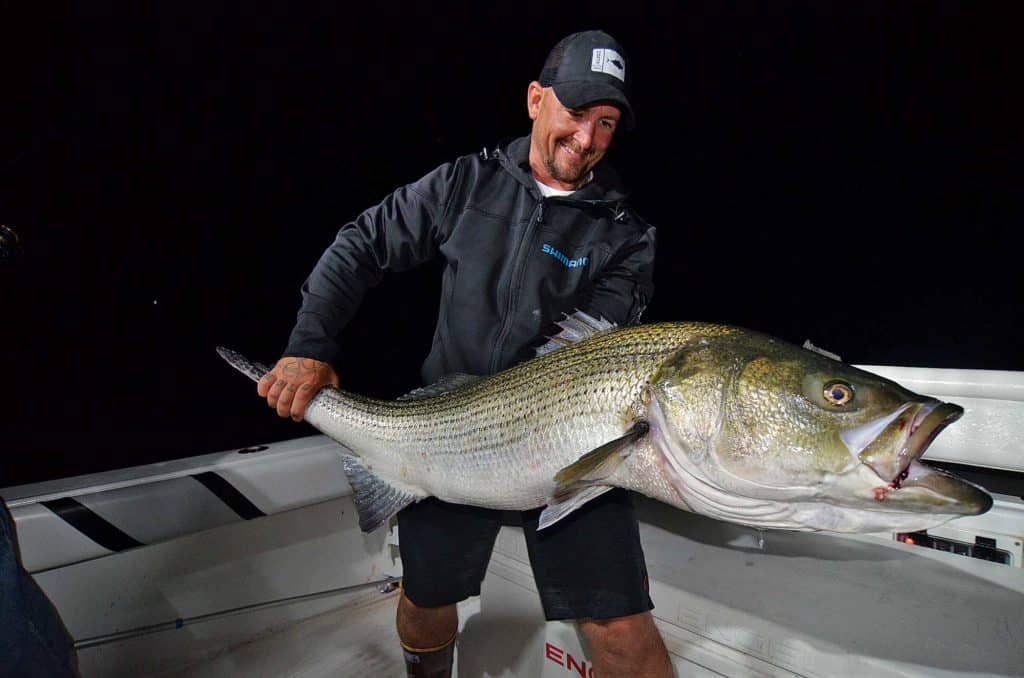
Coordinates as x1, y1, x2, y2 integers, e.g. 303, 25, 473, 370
219, 313, 991, 534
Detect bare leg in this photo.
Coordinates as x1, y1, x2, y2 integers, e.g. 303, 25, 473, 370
397, 592, 458, 677
578, 611, 673, 678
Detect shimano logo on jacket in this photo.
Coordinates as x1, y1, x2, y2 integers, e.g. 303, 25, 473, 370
541, 243, 589, 269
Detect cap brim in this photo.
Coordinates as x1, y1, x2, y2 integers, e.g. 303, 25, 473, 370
553, 81, 636, 131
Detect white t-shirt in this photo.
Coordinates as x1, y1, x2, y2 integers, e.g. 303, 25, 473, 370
535, 180, 575, 198
534, 171, 593, 198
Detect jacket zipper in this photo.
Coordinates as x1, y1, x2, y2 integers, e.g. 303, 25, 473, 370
489, 198, 545, 373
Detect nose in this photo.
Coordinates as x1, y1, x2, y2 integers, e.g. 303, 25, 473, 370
573, 120, 595, 150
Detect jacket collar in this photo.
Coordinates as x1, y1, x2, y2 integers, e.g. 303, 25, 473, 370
498, 135, 629, 202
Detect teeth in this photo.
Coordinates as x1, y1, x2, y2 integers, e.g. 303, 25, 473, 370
560, 142, 584, 156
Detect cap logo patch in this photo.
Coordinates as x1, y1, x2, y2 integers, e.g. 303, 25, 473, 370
591, 48, 626, 82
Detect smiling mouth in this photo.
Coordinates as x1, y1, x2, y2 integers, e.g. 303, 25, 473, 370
558, 141, 588, 159
888, 402, 964, 489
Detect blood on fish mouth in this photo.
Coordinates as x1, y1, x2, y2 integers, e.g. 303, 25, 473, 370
883, 402, 964, 493
888, 467, 912, 491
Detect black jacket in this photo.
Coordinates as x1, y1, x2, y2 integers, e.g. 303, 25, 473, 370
285, 135, 656, 383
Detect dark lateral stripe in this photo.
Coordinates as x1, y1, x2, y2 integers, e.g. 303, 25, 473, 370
192, 471, 266, 520
41, 497, 144, 552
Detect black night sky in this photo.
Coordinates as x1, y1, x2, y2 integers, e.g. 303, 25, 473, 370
2, 3, 1020, 487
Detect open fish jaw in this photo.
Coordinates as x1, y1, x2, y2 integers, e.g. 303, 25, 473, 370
848, 400, 990, 514
868, 401, 964, 489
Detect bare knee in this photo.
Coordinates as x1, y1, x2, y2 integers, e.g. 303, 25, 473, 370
579, 612, 671, 677
396, 592, 458, 650
579, 611, 661, 655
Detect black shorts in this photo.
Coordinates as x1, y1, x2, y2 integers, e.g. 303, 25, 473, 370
397, 488, 654, 621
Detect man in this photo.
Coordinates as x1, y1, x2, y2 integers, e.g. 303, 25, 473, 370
259, 30, 671, 677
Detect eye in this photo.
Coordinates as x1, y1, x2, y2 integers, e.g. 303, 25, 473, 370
823, 381, 854, 406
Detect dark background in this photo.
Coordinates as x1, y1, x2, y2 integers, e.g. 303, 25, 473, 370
2, 3, 1020, 487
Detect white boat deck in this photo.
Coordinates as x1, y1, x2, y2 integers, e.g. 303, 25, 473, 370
5, 365, 1023, 676
66, 501, 1024, 677
156, 590, 409, 678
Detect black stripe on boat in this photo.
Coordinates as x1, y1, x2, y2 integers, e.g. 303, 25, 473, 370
41, 497, 144, 552
192, 472, 266, 520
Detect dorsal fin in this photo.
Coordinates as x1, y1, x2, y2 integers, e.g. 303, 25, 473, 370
397, 373, 483, 400
535, 310, 618, 358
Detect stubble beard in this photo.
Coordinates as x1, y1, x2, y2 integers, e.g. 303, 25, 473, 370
546, 154, 591, 188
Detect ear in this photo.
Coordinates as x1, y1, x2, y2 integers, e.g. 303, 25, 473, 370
527, 81, 544, 121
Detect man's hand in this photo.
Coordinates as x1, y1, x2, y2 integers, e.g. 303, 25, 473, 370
257, 356, 340, 422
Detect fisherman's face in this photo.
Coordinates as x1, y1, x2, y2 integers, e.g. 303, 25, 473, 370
527, 82, 620, 190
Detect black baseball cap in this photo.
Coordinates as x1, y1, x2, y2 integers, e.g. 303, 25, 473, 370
539, 30, 635, 130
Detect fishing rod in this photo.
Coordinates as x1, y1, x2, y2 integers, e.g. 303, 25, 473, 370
73, 575, 401, 650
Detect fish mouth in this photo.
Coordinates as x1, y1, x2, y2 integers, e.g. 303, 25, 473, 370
859, 401, 991, 514
887, 402, 963, 489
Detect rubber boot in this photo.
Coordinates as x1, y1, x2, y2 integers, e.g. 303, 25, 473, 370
402, 633, 456, 678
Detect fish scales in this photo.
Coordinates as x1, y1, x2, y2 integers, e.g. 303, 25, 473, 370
302, 324, 709, 506
321, 324, 702, 442
220, 317, 991, 533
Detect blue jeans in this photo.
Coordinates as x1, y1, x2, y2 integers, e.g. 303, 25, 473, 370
0, 498, 80, 677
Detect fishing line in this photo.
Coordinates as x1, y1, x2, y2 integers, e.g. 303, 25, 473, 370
73, 575, 401, 650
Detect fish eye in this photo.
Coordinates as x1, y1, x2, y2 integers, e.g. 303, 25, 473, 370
823, 381, 854, 406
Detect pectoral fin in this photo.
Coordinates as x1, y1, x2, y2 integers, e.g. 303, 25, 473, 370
538, 420, 649, 530
553, 420, 649, 489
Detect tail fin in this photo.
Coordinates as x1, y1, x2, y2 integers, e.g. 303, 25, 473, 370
217, 347, 272, 382
218, 346, 430, 532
